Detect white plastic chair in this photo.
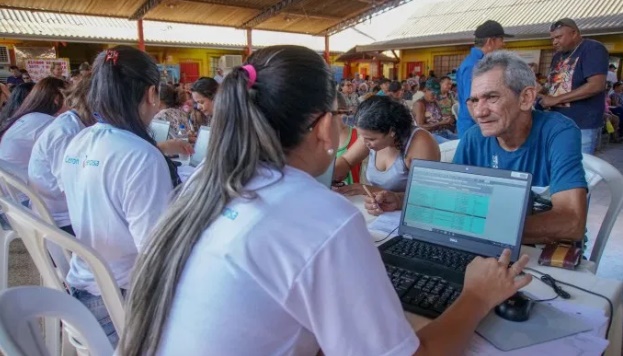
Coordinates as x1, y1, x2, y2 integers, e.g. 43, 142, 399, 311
451, 103, 459, 119
0, 160, 27, 290
0, 160, 71, 280
582, 153, 623, 268
0, 161, 67, 356
0, 286, 113, 356
0, 197, 125, 355
0, 216, 17, 290
439, 139, 460, 163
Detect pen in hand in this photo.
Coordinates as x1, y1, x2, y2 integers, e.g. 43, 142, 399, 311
362, 184, 375, 200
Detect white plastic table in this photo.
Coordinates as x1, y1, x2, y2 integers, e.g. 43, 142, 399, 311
347, 195, 623, 355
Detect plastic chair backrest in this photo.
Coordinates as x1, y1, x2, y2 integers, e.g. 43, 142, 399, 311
0, 159, 71, 279
0, 197, 125, 335
582, 154, 623, 267
451, 103, 459, 119
439, 139, 460, 163
0, 160, 52, 221
0, 286, 113, 356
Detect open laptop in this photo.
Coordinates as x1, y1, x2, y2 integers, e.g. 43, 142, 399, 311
189, 126, 210, 168
379, 159, 532, 319
149, 120, 171, 143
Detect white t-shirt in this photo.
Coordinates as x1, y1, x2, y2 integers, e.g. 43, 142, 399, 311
61, 123, 173, 295
28, 110, 86, 227
0, 112, 55, 177
607, 71, 618, 84
158, 166, 419, 355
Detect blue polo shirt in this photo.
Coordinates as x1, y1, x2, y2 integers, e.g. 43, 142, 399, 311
453, 110, 587, 195
456, 47, 484, 138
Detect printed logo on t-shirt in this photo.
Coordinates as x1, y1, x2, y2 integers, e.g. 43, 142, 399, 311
492, 155, 499, 169
82, 155, 100, 168
222, 207, 238, 220
548, 56, 579, 108
65, 156, 79, 165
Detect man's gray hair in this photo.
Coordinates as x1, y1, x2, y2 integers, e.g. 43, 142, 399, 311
473, 50, 537, 95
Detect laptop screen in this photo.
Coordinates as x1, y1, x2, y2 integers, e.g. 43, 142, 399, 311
149, 120, 170, 143
399, 160, 532, 261
190, 126, 210, 167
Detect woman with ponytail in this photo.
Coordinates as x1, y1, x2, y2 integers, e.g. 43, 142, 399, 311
60, 45, 179, 346
120, 45, 531, 356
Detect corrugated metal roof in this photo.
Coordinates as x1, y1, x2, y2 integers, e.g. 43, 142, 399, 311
357, 0, 623, 51
0, 8, 374, 51
0, 8, 245, 48
0, 0, 410, 36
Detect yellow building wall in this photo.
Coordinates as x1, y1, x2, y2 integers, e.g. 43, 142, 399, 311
0, 39, 247, 77
398, 34, 623, 79
146, 47, 243, 77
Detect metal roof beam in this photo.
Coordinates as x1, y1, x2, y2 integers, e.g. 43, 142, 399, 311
180, 0, 339, 20
130, 0, 165, 20
281, 11, 341, 21
180, 0, 260, 9
317, 0, 414, 36
241, 0, 306, 28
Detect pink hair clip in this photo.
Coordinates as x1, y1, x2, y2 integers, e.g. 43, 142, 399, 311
242, 64, 257, 89
105, 50, 119, 65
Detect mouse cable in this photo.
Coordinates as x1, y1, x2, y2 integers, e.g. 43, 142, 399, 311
525, 267, 614, 342
523, 284, 559, 303
374, 226, 399, 244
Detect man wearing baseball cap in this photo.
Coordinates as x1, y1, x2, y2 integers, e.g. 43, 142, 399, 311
540, 18, 609, 154
456, 20, 513, 138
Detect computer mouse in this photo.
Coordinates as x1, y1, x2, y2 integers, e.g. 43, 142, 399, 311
494, 291, 534, 322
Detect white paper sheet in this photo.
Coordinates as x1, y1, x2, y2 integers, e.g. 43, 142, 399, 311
368, 211, 401, 241
467, 301, 609, 355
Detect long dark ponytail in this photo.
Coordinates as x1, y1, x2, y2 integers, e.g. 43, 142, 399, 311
89, 45, 180, 186
120, 45, 336, 355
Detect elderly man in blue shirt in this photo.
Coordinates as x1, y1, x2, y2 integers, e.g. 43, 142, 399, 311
364, 52, 588, 247
455, 51, 587, 245
456, 20, 512, 138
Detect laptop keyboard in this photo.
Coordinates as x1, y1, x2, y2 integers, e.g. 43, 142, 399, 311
385, 264, 462, 319
383, 237, 477, 272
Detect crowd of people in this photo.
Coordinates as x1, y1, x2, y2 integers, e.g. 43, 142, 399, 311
0, 14, 617, 355
336, 71, 460, 144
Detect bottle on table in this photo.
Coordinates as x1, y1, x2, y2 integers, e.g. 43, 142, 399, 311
176, 124, 190, 165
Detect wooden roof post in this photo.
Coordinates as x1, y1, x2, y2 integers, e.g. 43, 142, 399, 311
324, 35, 330, 64
138, 19, 146, 51
246, 28, 253, 60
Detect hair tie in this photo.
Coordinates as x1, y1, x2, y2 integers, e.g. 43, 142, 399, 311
105, 50, 119, 65
242, 64, 257, 89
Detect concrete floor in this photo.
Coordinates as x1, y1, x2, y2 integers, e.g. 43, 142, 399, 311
7, 238, 39, 287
